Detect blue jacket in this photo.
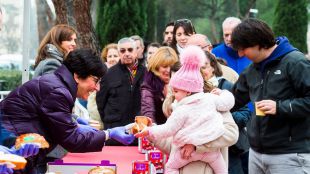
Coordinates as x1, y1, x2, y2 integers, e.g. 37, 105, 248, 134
0, 65, 106, 171
212, 43, 252, 74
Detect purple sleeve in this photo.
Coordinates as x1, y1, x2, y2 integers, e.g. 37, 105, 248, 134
141, 86, 156, 123
40, 88, 106, 153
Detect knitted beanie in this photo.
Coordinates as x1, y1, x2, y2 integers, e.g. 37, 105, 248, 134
169, 45, 205, 92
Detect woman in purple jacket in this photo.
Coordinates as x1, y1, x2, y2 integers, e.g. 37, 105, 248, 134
0, 49, 135, 174
141, 47, 178, 124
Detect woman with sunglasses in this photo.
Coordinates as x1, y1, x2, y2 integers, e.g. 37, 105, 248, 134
171, 19, 196, 55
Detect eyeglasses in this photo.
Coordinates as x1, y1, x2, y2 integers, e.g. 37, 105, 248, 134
90, 75, 101, 86
119, 48, 134, 54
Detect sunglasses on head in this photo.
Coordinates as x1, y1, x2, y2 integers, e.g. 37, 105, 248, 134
176, 18, 192, 24
119, 48, 134, 54
175, 18, 195, 32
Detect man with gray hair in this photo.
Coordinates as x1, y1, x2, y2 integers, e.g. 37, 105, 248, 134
130, 35, 145, 60
212, 17, 252, 75
212, 17, 253, 174
96, 37, 146, 146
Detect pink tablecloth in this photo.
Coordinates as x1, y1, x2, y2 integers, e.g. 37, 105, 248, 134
62, 146, 145, 174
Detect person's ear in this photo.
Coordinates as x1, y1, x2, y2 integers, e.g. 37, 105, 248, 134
73, 73, 80, 83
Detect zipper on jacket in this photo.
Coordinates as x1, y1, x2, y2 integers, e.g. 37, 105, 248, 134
260, 79, 264, 88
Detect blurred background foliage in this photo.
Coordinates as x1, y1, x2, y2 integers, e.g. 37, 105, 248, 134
0, 0, 309, 91
0, 70, 22, 90
95, 0, 308, 53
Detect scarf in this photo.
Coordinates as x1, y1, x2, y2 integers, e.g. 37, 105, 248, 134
127, 61, 139, 84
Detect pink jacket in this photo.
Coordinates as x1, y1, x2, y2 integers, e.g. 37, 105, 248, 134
149, 90, 234, 147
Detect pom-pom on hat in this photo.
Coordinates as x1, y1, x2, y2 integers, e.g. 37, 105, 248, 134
169, 45, 206, 92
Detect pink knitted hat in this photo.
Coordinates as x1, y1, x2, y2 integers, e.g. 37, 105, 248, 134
169, 45, 206, 92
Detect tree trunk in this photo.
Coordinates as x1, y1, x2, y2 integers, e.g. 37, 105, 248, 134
36, 0, 55, 42
73, 0, 100, 55
52, 0, 69, 24
209, 17, 219, 44
52, 0, 100, 55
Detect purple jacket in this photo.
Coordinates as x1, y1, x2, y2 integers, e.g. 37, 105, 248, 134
0, 65, 106, 166
141, 72, 167, 125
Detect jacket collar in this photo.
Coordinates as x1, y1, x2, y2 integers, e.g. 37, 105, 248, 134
54, 65, 77, 99
119, 60, 146, 84
45, 44, 64, 62
175, 92, 205, 108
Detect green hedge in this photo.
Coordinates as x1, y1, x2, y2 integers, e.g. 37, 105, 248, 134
0, 70, 22, 91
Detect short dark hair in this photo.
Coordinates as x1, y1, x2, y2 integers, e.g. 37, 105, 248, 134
64, 48, 107, 79
165, 21, 175, 28
147, 42, 161, 50
231, 18, 276, 50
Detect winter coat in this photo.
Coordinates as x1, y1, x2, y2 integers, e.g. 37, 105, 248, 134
232, 37, 310, 154
0, 65, 106, 172
149, 111, 239, 174
33, 44, 64, 78
149, 91, 234, 147
212, 43, 252, 74
96, 61, 146, 129
141, 71, 167, 124
218, 78, 251, 154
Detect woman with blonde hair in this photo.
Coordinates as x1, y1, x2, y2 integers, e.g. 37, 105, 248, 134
34, 24, 77, 77
101, 43, 120, 68
141, 46, 178, 124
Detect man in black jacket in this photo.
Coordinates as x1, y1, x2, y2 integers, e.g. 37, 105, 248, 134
96, 37, 146, 145
231, 18, 310, 173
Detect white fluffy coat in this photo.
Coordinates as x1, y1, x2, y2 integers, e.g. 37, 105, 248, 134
149, 90, 235, 147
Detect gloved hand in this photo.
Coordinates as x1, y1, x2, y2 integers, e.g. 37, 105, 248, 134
9, 143, 40, 158
108, 126, 135, 145
76, 117, 89, 125
77, 124, 98, 134
0, 145, 11, 154
0, 164, 13, 174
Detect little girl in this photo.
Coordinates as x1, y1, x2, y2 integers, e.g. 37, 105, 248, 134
135, 45, 234, 174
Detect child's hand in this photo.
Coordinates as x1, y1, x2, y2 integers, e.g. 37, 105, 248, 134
211, 88, 222, 95
134, 128, 150, 138
180, 144, 195, 160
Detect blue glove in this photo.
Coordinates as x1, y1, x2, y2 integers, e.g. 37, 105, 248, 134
0, 164, 13, 174
0, 145, 11, 154
77, 124, 98, 134
9, 143, 40, 158
108, 126, 135, 145
76, 117, 89, 125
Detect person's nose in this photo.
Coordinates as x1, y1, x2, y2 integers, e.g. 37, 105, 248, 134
71, 40, 77, 48
180, 34, 186, 40
165, 67, 171, 72
238, 50, 244, 57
